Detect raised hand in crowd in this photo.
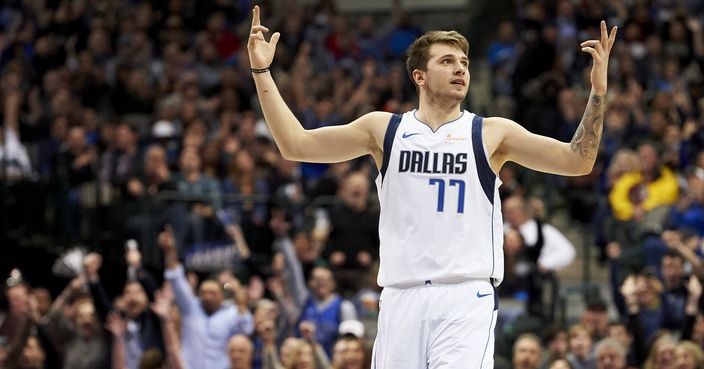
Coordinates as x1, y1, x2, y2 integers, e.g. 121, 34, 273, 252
620, 275, 639, 315
685, 276, 702, 316
83, 252, 102, 283
158, 224, 179, 269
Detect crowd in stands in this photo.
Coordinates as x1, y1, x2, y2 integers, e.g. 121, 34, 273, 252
0, 0, 703, 368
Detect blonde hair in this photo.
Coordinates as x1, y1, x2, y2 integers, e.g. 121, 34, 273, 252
644, 334, 677, 369
405, 31, 470, 84
676, 341, 704, 369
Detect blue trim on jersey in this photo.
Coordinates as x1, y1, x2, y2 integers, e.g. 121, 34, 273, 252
492, 283, 498, 311
490, 205, 496, 282
471, 115, 496, 205
380, 113, 403, 183
479, 309, 496, 369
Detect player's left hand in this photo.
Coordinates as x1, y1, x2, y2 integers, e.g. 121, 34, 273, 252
581, 21, 617, 95
247, 5, 280, 70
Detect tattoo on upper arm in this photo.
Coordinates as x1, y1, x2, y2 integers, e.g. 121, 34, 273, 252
570, 94, 605, 161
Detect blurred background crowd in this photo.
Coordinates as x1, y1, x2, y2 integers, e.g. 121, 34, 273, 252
1, 0, 704, 368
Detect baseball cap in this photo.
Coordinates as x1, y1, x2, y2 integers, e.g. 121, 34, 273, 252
338, 320, 364, 339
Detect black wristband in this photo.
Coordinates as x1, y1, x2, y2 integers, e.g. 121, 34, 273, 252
250, 66, 270, 74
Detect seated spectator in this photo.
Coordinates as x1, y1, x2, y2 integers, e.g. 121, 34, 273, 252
674, 341, 704, 369
643, 334, 677, 369
228, 334, 255, 369
513, 333, 544, 369
331, 335, 366, 369
608, 142, 678, 224
567, 324, 596, 369
581, 300, 609, 341
594, 338, 627, 369
606, 321, 644, 369
667, 166, 704, 236
540, 325, 569, 369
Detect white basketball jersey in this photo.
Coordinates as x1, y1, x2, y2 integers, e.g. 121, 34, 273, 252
374, 110, 504, 287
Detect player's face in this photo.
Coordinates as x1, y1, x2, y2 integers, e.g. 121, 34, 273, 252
419, 43, 470, 104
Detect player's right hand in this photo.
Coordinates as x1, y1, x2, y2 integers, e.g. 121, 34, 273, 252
247, 6, 280, 70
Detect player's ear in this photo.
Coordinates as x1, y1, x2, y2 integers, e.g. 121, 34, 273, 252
412, 69, 425, 88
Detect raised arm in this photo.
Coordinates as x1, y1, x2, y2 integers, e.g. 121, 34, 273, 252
247, 6, 388, 165
159, 225, 199, 316
488, 21, 617, 176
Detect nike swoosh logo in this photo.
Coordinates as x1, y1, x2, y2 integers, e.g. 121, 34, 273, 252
402, 132, 421, 138
476, 291, 492, 298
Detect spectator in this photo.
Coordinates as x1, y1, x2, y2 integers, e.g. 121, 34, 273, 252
581, 300, 609, 341
594, 338, 627, 369
298, 266, 356, 357
175, 146, 223, 247
159, 225, 254, 369
608, 142, 679, 224
513, 333, 544, 369
541, 325, 569, 369
643, 334, 677, 369
42, 278, 110, 369
0, 74, 32, 181
324, 172, 379, 294
83, 252, 163, 369
674, 341, 704, 369
330, 335, 366, 369
99, 122, 140, 191
503, 195, 575, 319
228, 334, 255, 369
567, 324, 596, 369
606, 321, 644, 369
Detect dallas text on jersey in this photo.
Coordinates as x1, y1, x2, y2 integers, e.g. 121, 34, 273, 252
398, 150, 468, 174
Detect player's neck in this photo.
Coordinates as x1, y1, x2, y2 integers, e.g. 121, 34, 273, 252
415, 102, 463, 131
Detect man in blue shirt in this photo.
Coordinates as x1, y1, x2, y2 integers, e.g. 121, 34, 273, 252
159, 225, 254, 369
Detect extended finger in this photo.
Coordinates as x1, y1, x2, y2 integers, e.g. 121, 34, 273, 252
251, 5, 260, 28
607, 26, 618, 52
270, 32, 281, 47
600, 20, 608, 46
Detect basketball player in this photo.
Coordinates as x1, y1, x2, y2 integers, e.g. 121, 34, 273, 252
248, 6, 616, 368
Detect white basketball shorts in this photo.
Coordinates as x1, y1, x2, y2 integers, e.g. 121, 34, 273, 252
370, 279, 498, 369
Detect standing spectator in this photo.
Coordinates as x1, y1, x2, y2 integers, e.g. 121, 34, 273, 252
324, 172, 379, 294
42, 278, 110, 369
99, 122, 140, 193
83, 252, 163, 369
175, 146, 224, 247
159, 225, 254, 369
0, 74, 32, 181
298, 266, 356, 357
